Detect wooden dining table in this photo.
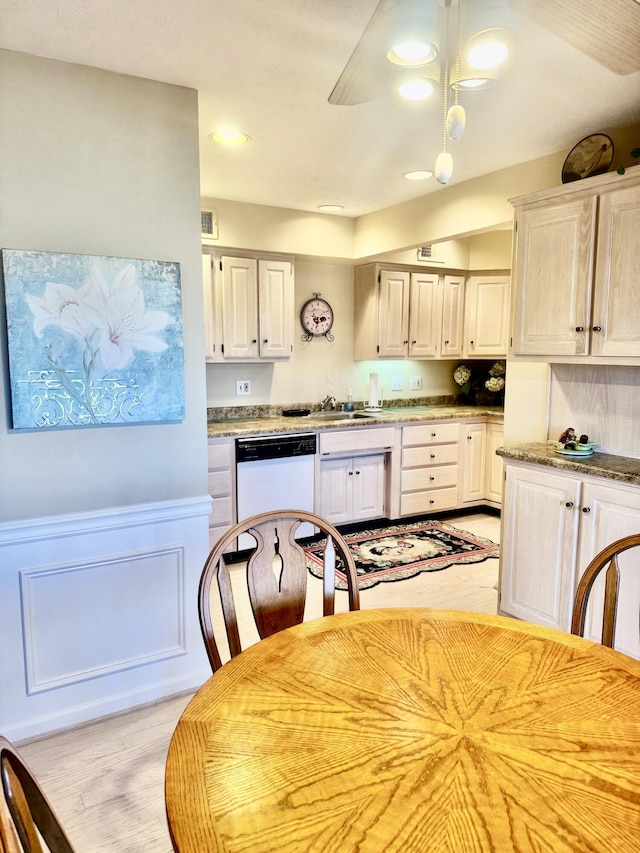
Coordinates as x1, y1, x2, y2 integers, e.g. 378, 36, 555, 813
165, 608, 640, 852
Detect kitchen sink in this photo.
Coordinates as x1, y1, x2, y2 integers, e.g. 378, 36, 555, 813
310, 411, 374, 421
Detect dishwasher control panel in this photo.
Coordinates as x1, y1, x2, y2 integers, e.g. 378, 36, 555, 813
236, 433, 316, 463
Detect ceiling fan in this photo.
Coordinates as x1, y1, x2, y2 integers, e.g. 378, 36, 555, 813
328, 0, 640, 107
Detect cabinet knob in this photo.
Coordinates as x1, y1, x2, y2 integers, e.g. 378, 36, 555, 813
429, 476, 435, 481
429, 499, 435, 504
470, 340, 474, 345
263, 339, 268, 343
355, 470, 360, 475
444, 340, 449, 345
430, 454, 435, 459
411, 340, 417, 344
582, 506, 591, 513
431, 432, 437, 437
575, 326, 584, 332
348, 470, 353, 476
565, 501, 574, 508
592, 326, 602, 332
467, 435, 472, 440
404, 340, 409, 344
252, 339, 257, 344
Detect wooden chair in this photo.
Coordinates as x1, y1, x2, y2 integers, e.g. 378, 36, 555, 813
198, 509, 360, 671
571, 533, 640, 648
0, 735, 75, 853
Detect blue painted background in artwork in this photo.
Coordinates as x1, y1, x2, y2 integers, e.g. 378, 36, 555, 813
2, 250, 185, 429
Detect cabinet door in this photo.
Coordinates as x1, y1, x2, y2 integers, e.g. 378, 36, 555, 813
441, 275, 465, 359
319, 457, 352, 525
576, 480, 640, 658
202, 253, 219, 362
511, 198, 596, 356
221, 256, 259, 359
591, 183, 640, 357
258, 259, 293, 359
500, 465, 580, 631
461, 422, 486, 503
351, 454, 386, 522
408, 272, 440, 358
464, 275, 510, 358
485, 422, 504, 505
378, 270, 410, 357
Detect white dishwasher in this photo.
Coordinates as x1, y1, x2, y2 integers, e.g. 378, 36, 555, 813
235, 432, 317, 549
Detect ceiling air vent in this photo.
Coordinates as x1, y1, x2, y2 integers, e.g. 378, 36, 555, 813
201, 208, 218, 242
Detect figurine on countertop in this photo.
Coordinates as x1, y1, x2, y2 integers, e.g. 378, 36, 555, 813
558, 428, 576, 446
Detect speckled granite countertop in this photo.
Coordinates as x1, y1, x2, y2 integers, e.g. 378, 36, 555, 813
497, 442, 640, 486
207, 401, 504, 439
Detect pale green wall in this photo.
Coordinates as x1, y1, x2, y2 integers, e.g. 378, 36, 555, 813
0, 50, 208, 522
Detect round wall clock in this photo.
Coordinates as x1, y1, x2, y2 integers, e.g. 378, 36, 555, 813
300, 292, 334, 341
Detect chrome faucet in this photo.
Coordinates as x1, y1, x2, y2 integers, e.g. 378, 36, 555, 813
320, 395, 336, 411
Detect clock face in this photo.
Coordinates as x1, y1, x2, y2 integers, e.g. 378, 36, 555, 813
301, 298, 334, 336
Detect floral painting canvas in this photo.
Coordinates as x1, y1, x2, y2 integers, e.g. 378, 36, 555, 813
2, 249, 185, 429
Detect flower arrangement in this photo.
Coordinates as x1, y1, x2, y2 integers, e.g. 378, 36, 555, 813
453, 360, 506, 406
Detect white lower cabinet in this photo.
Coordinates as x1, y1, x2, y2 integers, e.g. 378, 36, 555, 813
461, 422, 487, 504
319, 454, 386, 525
485, 422, 504, 505
207, 437, 235, 549
500, 461, 640, 657
400, 422, 460, 516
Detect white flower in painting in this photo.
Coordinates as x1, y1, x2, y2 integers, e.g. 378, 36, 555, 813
97, 284, 169, 370
26, 282, 96, 339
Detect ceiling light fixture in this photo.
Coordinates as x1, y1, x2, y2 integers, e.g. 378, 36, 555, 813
450, 57, 499, 90
386, 0, 439, 67
209, 130, 250, 145
317, 204, 344, 213
462, 0, 516, 70
403, 170, 434, 180
398, 77, 436, 100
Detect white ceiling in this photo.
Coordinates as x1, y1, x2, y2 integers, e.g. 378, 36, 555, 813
1, 0, 639, 217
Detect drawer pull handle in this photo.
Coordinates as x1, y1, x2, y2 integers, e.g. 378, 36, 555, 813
592, 325, 602, 332
575, 326, 584, 332
429, 499, 435, 504
565, 501, 574, 508
582, 506, 591, 513
431, 433, 437, 437
430, 454, 435, 459
429, 476, 435, 481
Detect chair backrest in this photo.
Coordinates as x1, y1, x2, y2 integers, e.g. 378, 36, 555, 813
0, 735, 75, 853
198, 509, 360, 671
571, 533, 640, 648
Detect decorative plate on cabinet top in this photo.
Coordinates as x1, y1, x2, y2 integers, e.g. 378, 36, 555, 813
562, 133, 614, 183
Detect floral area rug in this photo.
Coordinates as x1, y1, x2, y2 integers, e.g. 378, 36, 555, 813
305, 520, 499, 591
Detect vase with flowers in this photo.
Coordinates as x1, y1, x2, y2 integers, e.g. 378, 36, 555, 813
453, 360, 506, 407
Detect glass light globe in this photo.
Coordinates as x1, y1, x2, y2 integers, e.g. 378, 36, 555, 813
447, 104, 466, 140
435, 152, 453, 185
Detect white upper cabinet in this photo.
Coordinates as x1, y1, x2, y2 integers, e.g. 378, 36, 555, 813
203, 250, 294, 362
464, 274, 510, 358
511, 166, 640, 362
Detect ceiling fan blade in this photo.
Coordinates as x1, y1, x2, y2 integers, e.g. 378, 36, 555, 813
328, 0, 400, 106
510, 0, 640, 75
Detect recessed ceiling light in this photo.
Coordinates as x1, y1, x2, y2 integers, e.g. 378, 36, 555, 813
209, 130, 250, 145
403, 170, 433, 181
317, 204, 344, 213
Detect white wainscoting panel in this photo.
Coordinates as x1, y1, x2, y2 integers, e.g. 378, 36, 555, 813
0, 496, 212, 741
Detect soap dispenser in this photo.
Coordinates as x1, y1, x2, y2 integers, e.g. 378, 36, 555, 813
344, 389, 354, 412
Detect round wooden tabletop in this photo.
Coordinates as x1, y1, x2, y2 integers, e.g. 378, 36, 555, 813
165, 608, 640, 852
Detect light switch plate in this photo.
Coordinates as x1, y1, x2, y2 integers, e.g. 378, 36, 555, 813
410, 376, 422, 390
391, 375, 403, 391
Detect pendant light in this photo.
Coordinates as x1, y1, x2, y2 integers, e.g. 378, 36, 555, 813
435, 0, 463, 184
446, 2, 466, 141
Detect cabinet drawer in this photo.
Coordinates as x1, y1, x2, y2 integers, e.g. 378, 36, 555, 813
211, 495, 233, 528
208, 439, 234, 469
319, 427, 396, 456
401, 465, 459, 493
402, 444, 459, 468
208, 469, 232, 498
402, 422, 460, 446
400, 487, 459, 515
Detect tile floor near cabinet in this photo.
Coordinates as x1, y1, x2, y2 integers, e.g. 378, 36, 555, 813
18, 511, 500, 853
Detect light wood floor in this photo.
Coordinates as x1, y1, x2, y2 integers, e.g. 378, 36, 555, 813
18, 511, 500, 852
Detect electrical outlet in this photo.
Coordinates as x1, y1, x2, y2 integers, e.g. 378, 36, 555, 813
236, 379, 251, 395
391, 375, 403, 391
410, 376, 422, 390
